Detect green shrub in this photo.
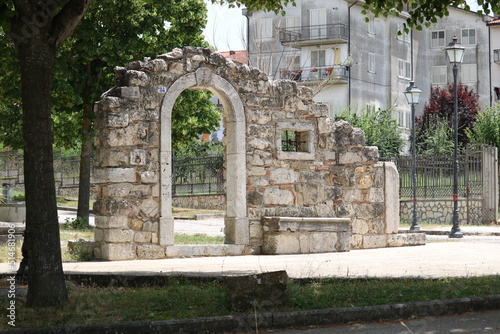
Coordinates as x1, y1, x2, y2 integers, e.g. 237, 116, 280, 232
64, 216, 89, 230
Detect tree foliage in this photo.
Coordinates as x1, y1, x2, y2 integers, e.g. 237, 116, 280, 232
467, 106, 500, 150
0, 0, 219, 150
336, 108, 405, 158
417, 116, 455, 156
416, 85, 480, 152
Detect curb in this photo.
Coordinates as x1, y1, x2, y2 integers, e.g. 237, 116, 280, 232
3, 273, 500, 333
398, 229, 500, 236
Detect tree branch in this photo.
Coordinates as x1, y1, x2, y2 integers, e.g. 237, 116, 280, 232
50, 0, 93, 48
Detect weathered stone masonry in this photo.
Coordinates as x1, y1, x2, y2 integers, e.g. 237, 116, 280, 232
93, 47, 409, 261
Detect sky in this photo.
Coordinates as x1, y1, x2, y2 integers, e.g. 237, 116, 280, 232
203, 0, 247, 52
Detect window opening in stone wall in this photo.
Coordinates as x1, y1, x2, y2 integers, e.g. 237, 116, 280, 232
281, 130, 308, 152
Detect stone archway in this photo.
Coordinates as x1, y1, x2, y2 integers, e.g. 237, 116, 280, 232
159, 67, 248, 247
93, 46, 410, 261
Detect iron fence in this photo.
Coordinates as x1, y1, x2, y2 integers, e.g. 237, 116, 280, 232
0, 150, 224, 196
0, 151, 24, 185
383, 145, 485, 199
172, 153, 224, 195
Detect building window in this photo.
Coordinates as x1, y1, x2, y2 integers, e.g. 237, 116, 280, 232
493, 49, 500, 63
432, 65, 447, 84
397, 24, 411, 42
311, 50, 326, 68
461, 63, 477, 83
398, 59, 405, 77
405, 61, 412, 80
367, 17, 375, 34
461, 28, 476, 45
256, 18, 273, 39
286, 16, 300, 32
310, 9, 327, 38
368, 53, 375, 73
431, 30, 445, 48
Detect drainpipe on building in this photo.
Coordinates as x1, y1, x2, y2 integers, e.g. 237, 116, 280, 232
348, 1, 359, 107
242, 8, 251, 66
488, 23, 492, 106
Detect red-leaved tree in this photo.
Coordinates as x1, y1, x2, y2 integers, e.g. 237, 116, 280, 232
416, 84, 480, 152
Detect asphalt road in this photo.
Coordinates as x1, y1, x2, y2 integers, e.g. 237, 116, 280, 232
261, 310, 500, 333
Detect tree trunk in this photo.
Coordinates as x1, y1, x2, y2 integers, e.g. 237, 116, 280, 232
18, 38, 68, 308
76, 102, 93, 223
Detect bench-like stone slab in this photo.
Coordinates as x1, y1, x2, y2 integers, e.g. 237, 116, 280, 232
261, 217, 351, 255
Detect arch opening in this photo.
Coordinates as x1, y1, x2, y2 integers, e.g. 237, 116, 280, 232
159, 68, 248, 247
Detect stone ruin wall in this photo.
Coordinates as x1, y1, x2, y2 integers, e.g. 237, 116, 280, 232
92, 47, 400, 260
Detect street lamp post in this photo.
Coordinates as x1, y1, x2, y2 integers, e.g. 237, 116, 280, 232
445, 36, 465, 239
404, 81, 422, 231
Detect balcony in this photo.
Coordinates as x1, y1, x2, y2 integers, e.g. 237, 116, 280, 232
279, 65, 349, 84
279, 24, 349, 47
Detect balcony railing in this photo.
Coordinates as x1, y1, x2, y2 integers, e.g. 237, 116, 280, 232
279, 24, 349, 46
279, 65, 349, 83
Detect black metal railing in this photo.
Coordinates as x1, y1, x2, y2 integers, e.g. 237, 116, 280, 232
382, 147, 484, 199
279, 65, 349, 82
279, 24, 349, 44
172, 153, 224, 195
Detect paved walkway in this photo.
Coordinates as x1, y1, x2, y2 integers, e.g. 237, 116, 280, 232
2, 213, 500, 279
2, 224, 499, 279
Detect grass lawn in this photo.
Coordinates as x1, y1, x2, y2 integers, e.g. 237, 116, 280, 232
1, 275, 499, 331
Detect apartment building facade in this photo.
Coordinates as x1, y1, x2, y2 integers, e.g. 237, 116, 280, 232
244, 1, 497, 139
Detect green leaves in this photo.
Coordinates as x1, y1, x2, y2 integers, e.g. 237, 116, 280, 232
336, 108, 405, 158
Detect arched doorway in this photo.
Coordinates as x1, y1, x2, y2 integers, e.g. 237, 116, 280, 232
159, 67, 248, 247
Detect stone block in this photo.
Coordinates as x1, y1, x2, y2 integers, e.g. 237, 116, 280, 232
134, 231, 152, 243
98, 243, 137, 260
125, 70, 150, 87
356, 174, 373, 189
383, 162, 400, 234
362, 234, 387, 249
128, 219, 144, 230
350, 234, 363, 249
226, 271, 288, 312
107, 122, 149, 147
94, 199, 134, 216
94, 215, 129, 229
387, 233, 426, 247
263, 188, 294, 206
94, 168, 137, 184
351, 219, 369, 234
102, 229, 134, 243
119, 86, 141, 100
140, 171, 158, 184
270, 168, 299, 185
261, 217, 351, 254
102, 183, 133, 198
137, 244, 165, 259
130, 149, 146, 166
339, 151, 363, 164
95, 150, 129, 168
107, 113, 130, 128
139, 198, 159, 217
